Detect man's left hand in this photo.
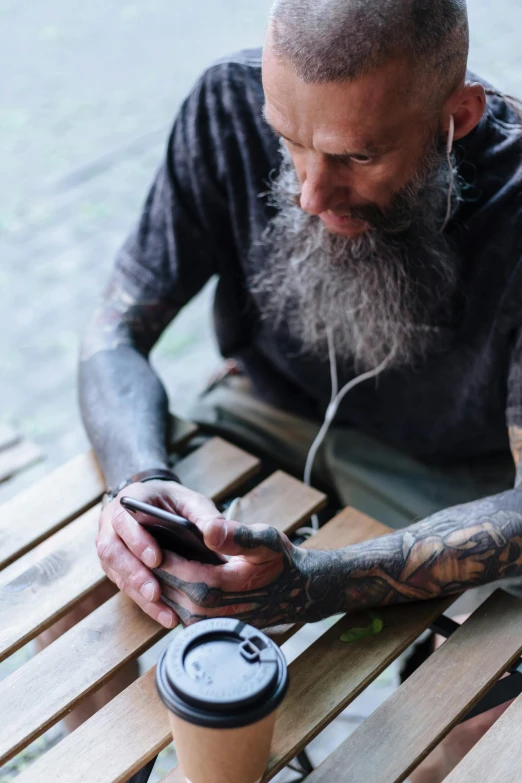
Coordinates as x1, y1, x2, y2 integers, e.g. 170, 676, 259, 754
153, 518, 313, 628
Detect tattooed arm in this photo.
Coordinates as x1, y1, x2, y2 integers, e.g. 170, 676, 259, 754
79, 272, 178, 488
154, 431, 522, 628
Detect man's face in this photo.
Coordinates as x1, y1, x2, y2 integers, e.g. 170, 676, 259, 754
262, 42, 439, 238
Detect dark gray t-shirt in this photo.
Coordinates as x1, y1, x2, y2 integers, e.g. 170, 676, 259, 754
115, 49, 522, 464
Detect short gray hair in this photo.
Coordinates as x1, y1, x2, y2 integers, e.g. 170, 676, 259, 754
270, 0, 469, 99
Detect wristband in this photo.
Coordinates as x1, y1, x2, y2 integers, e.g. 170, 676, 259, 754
105, 468, 181, 502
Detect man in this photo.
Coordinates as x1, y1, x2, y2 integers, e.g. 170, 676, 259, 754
73, 0, 522, 778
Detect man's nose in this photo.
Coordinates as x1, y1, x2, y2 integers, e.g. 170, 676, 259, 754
299, 157, 337, 216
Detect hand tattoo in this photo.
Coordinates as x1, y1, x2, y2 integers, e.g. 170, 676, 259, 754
154, 526, 325, 628
155, 485, 522, 627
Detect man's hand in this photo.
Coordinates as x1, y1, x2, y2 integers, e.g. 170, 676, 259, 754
153, 520, 318, 628
96, 480, 227, 629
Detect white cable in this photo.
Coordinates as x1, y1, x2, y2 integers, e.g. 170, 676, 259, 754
225, 497, 241, 521
441, 114, 455, 233
304, 329, 396, 530
328, 323, 339, 402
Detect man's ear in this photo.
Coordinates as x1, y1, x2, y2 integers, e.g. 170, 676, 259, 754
443, 82, 486, 142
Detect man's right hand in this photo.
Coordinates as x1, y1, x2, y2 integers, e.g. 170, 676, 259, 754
96, 479, 226, 629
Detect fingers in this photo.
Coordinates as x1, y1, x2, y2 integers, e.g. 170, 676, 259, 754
155, 481, 226, 529
97, 532, 162, 598
109, 486, 164, 568
202, 519, 294, 563
160, 584, 258, 625
157, 547, 284, 596
97, 491, 165, 610
104, 564, 178, 628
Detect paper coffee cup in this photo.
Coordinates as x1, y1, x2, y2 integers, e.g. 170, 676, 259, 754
156, 618, 289, 783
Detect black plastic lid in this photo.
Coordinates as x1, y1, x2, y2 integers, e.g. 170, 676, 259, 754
156, 618, 289, 728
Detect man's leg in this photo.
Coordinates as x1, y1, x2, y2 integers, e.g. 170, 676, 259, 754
324, 425, 514, 528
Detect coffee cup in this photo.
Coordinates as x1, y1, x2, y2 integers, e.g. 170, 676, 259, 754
156, 618, 289, 783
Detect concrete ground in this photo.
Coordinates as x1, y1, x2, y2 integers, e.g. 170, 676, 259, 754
1, 0, 521, 780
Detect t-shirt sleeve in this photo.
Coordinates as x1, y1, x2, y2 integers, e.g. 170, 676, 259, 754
507, 327, 522, 426
111, 64, 234, 310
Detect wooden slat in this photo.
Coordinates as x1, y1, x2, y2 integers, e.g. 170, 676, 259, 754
174, 436, 259, 502
0, 470, 321, 765
305, 590, 522, 783
0, 505, 104, 662
13, 667, 169, 783
13, 508, 397, 783
0, 422, 20, 451
0, 592, 167, 765
444, 689, 522, 783
0, 439, 42, 482
0, 416, 198, 570
234, 470, 326, 533
0, 437, 259, 662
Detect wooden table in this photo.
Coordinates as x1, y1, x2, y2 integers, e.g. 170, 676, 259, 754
2, 417, 522, 783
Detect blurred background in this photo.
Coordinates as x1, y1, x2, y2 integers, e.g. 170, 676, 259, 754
1, 0, 522, 779
1, 0, 522, 504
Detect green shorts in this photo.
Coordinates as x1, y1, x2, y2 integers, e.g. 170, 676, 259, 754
189, 376, 514, 529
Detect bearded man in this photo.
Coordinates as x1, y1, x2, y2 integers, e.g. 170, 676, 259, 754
69, 0, 522, 778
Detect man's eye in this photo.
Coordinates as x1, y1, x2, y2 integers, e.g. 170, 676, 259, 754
350, 154, 373, 165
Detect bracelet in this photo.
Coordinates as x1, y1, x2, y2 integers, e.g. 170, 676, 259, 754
105, 468, 181, 502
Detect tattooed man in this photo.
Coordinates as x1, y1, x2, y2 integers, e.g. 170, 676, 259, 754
75, 0, 522, 778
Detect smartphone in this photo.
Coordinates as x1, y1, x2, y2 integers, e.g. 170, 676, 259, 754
120, 496, 226, 565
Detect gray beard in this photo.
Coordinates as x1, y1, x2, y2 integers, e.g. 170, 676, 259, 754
249, 143, 461, 372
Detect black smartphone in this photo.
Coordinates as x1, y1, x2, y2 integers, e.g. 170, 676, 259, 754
120, 496, 226, 565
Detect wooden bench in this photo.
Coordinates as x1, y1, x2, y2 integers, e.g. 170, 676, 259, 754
2, 416, 522, 783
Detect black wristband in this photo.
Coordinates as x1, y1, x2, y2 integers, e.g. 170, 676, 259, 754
105, 468, 181, 502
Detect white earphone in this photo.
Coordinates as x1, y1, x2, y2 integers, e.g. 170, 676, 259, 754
447, 114, 455, 155
441, 114, 455, 232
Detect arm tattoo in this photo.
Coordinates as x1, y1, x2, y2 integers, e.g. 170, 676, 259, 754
79, 270, 177, 487
81, 274, 178, 362
155, 475, 522, 628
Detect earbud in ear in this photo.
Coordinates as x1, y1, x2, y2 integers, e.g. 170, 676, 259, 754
441, 114, 456, 233
447, 114, 455, 155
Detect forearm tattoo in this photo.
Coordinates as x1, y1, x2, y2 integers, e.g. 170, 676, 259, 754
81, 272, 178, 361
155, 486, 522, 628
79, 269, 176, 486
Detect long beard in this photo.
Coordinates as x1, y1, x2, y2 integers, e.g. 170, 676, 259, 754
250, 143, 461, 372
